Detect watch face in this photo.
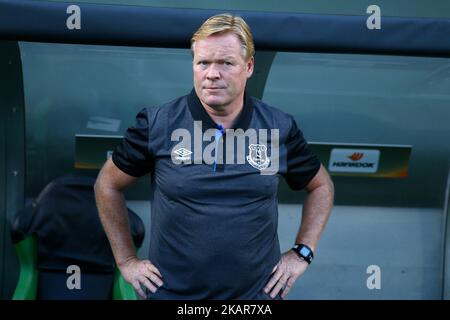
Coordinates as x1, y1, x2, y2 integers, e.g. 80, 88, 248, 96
300, 246, 311, 257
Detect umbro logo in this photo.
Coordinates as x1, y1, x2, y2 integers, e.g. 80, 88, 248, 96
173, 147, 192, 162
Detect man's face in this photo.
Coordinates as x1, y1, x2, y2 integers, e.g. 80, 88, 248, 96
192, 33, 254, 109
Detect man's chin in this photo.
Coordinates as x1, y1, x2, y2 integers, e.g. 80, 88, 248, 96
201, 97, 229, 109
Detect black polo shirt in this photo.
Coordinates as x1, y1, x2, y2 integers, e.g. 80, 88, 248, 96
112, 89, 320, 300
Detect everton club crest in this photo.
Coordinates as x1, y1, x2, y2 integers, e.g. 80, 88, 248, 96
246, 144, 270, 170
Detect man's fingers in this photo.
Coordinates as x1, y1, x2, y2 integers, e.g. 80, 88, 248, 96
142, 269, 163, 287
121, 259, 165, 300
148, 273, 164, 287
142, 265, 163, 287
146, 261, 163, 278
264, 267, 282, 293
132, 281, 146, 299
140, 276, 157, 294
281, 278, 295, 299
269, 275, 288, 299
271, 264, 278, 274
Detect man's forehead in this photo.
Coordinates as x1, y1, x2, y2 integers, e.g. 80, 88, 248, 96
198, 32, 240, 43
195, 51, 239, 60
193, 34, 245, 59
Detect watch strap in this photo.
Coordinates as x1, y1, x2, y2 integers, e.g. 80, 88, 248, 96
292, 244, 314, 264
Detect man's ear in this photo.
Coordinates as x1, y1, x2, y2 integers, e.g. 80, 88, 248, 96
246, 56, 254, 78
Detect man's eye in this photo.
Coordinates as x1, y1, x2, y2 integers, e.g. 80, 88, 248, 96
199, 61, 208, 66
225, 62, 233, 66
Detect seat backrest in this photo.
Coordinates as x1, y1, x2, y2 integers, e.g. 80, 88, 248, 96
10, 173, 145, 299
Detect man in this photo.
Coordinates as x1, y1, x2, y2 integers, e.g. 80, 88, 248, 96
94, 13, 334, 300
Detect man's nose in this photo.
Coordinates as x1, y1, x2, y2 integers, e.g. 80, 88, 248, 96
206, 63, 221, 80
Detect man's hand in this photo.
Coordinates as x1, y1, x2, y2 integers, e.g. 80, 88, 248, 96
119, 257, 164, 299
264, 250, 308, 299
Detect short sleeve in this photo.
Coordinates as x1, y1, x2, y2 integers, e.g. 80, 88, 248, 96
112, 108, 153, 177
282, 117, 321, 191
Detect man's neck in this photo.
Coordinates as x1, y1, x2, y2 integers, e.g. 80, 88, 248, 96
200, 98, 244, 129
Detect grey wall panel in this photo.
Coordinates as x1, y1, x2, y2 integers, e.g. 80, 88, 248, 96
279, 205, 442, 299
263, 52, 450, 207
19, 43, 193, 199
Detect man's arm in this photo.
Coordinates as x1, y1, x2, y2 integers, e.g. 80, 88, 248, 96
295, 164, 334, 251
94, 158, 163, 298
264, 164, 334, 299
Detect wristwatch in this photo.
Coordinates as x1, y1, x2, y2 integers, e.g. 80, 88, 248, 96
292, 244, 314, 264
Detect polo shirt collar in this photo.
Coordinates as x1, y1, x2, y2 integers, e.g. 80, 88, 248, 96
187, 88, 253, 131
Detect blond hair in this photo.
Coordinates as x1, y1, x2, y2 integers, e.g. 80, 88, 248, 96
191, 13, 254, 61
